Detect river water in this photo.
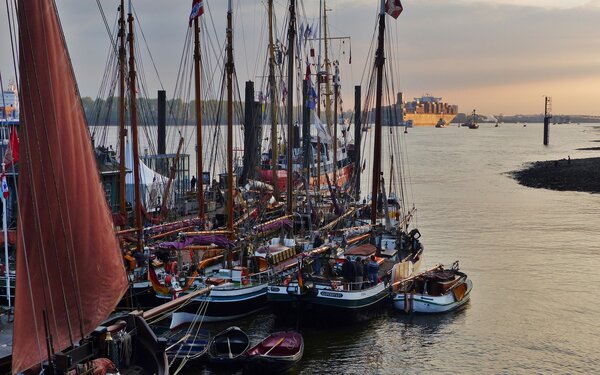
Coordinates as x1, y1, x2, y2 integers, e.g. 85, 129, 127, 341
150, 122, 600, 374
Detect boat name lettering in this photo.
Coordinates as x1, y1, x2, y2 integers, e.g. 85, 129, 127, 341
269, 287, 281, 292
321, 291, 343, 298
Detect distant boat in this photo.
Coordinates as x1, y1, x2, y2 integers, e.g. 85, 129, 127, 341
462, 109, 479, 129
435, 117, 447, 128
392, 262, 473, 313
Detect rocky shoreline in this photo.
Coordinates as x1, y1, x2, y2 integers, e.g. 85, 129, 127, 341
511, 157, 600, 194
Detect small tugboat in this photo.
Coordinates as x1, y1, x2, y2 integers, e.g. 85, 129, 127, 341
392, 262, 473, 313
462, 109, 479, 129
245, 331, 304, 373
208, 326, 250, 365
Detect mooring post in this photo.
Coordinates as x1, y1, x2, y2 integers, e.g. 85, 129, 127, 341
543, 96, 552, 145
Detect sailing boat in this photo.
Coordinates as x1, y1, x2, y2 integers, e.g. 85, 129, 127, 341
11, 0, 168, 372
268, 0, 423, 319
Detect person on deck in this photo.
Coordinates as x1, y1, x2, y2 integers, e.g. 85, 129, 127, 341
367, 255, 379, 285
190, 176, 197, 191
354, 258, 364, 290
342, 256, 356, 290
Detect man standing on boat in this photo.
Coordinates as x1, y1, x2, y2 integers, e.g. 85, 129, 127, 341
342, 256, 356, 290
367, 255, 379, 285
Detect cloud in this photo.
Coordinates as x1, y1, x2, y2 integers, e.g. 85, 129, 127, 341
2, 0, 599, 115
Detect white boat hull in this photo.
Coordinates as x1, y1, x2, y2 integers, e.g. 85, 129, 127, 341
393, 278, 473, 313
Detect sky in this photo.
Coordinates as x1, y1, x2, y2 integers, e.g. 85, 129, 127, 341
2, 0, 600, 116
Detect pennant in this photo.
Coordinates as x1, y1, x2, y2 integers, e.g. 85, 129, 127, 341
1, 173, 8, 200
385, 0, 403, 19
189, 0, 204, 27
3, 126, 19, 168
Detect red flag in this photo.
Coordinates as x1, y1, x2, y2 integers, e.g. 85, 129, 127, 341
189, 0, 204, 27
305, 61, 311, 81
385, 0, 403, 19
3, 126, 19, 168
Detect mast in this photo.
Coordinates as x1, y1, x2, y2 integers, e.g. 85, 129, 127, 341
127, 0, 143, 250
354, 85, 361, 201
268, 0, 279, 198
194, 9, 205, 221
371, 0, 385, 225
333, 62, 338, 187
286, 0, 296, 216
226, 0, 234, 238
316, 0, 323, 190
323, 0, 332, 137
118, 0, 126, 217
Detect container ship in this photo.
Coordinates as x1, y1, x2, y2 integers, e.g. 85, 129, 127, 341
399, 93, 457, 127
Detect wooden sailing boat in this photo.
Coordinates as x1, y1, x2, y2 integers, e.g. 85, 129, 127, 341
267, 0, 423, 319
11, 0, 169, 372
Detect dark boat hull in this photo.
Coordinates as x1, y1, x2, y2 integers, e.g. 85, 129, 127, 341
208, 326, 250, 366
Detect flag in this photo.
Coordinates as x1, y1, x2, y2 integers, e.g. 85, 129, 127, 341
1, 173, 8, 200
297, 259, 304, 289
307, 86, 317, 110
189, 0, 204, 27
385, 0, 403, 19
304, 61, 311, 81
314, 115, 332, 142
3, 126, 19, 168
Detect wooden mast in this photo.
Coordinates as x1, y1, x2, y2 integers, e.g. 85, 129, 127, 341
268, 0, 279, 198
316, 0, 322, 190
118, 0, 126, 218
194, 11, 205, 221
323, 0, 334, 185
333, 62, 339, 187
226, 0, 234, 239
371, 0, 386, 225
127, 0, 143, 251
286, 0, 296, 216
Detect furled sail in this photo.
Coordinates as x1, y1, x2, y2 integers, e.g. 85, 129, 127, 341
13, 0, 128, 371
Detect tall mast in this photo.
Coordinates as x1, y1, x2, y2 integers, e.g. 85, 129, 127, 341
194, 10, 205, 221
286, 0, 296, 216
226, 0, 234, 237
333, 63, 338, 187
323, 1, 332, 135
127, 0, 143, 251
268, 0, 279, 198
317, 0, 322, 190
118, 0, 126, 217
371, 0, 385, 225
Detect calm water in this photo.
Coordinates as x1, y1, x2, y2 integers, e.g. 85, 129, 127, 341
136, 122, 600, 374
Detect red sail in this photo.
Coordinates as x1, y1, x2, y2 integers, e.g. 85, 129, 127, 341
13, 0, 128, 372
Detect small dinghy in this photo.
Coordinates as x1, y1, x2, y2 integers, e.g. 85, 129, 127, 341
392, 261, 473, 313
208, 326, 250, 365
165, 328, 210, 363
245, 331, 304, 373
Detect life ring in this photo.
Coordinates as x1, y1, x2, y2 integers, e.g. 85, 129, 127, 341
283, 275, 291, 286
241, 268, 250, 286
331, 281, 338, 290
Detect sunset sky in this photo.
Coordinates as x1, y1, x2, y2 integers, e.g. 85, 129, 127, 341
2, 0, 599, 116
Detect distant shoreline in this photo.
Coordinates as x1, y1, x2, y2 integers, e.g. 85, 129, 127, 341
511, 156, 600, 194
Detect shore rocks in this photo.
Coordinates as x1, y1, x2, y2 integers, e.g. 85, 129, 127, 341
511, 157, 600, 194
